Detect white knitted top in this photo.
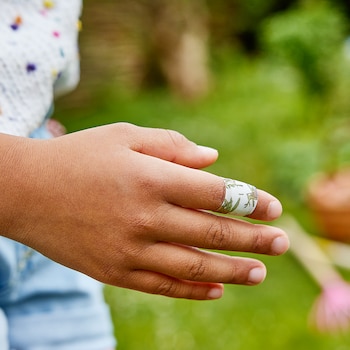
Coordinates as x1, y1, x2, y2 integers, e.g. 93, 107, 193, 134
0, 0, 82, 136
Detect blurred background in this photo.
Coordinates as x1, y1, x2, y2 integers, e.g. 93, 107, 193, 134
55, 0, 350, 348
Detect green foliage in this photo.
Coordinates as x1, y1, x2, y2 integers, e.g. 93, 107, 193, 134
207, 0, 297, 51
261, 1, 347, 96
260, 0, 350, 175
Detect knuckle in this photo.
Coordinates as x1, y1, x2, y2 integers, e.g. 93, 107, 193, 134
129, 207, 164, 237
227, 262, 239, 283
165, 129, 188, 148
154, 279, 179, 297
205, 218, 230, 248
131, 170, 165, 201
114, 122, 135, 134
129, 211, 153, 233
249, 225, 266, 252
209, 182, 226, 210
107, 122, 135, 140
100, 262, 120, 285
105, 122, 138, 146
188, 258, 207, 280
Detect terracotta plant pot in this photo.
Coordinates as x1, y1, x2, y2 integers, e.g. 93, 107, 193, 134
307, 168, 350, 243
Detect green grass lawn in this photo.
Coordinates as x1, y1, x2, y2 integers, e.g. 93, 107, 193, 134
56, 52, 350, 349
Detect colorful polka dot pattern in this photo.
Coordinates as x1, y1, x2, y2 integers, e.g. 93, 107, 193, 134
10, 16, 23, 30
0, 1, 82, 136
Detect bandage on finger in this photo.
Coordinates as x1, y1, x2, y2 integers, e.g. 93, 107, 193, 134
217, 178, 258, 216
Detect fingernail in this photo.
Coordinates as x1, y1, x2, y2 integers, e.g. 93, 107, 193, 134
248, 267, 266, 285
197, 145, 219, 158
267, 200, 283, 219
271, 235, 290, 255
207, 287, 223, 300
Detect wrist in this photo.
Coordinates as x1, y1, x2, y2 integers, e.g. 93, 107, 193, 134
0, 134, 41, 242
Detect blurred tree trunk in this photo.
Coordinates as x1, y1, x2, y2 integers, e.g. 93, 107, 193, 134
148, 0, 211, 99
78, 0, 210, 101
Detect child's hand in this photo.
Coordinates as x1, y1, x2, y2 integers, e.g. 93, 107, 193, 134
1, 123, 289, 300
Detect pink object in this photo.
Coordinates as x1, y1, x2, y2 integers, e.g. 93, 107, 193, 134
310, 280, 350, 332
280, 215, 350, 333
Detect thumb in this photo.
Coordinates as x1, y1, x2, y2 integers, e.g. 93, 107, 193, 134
128, 125, 219, 169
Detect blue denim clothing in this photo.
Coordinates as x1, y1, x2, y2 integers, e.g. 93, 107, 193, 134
0, 308, 9, 349
0, 123, 116, 349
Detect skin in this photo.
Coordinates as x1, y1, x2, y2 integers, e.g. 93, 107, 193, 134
0, 123, 289, 300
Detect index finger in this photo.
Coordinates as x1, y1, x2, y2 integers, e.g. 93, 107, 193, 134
156, 160, 282, 222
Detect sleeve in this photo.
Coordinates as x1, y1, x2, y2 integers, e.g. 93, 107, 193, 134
0, 1, 82, 137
